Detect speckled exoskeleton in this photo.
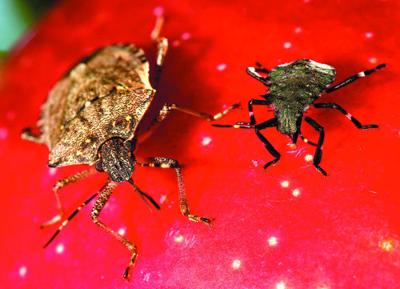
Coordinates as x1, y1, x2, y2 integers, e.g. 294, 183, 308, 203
214, 59, 385, 175
21, 16, 238, 279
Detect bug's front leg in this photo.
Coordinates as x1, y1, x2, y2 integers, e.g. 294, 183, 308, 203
246, 65, 271, 85
138, 157, 212, 225
91, 180, 138, 280
40, 168, 96, 228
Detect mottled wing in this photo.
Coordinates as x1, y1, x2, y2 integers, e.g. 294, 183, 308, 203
39, 44, 155, 167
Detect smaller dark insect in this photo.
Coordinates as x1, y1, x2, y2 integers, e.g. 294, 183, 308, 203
21, 16, 238, 280
214, 59, 385, 175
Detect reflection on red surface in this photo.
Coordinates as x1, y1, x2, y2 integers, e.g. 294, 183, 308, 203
1, 0, 399, 288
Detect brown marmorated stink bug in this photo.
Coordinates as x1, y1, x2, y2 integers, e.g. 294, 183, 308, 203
21, 15, 238, 279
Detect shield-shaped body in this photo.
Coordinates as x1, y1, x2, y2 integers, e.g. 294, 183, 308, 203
36, 44, 155, 167
269, 59, 336, 135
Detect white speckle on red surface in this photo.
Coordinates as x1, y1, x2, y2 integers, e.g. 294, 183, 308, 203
305, 154, 313, 162
48, 167, 57, 176
153, 6, 164, 16
365, 32, 374, 39
159, 194, 167, 204
276, 281, 286, 289
380, 239, 395, 252
181, 32, 191, 40
251, 160, 259, 167
174, 234, 184, 243
231, 259, 241, 269
292, 188, 301, 197
280, 180, 290, 188
0, 127, 8, 140
118, 227, 126, 236
283, 42, 292, 49
369, 57, 377, 64
295, 26, 303, 33
201, 136, 212, 146
268, 236, 278, 247
18, 266, 27, 277
143, 272, 151, 282
216, 63, 227, 71
56, 243, 64, 254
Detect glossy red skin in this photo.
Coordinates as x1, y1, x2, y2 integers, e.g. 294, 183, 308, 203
1, 0, 399, 288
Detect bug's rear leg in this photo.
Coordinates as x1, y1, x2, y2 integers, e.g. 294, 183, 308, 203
299, 131, 317, 146
91, 180, 138, 280
304, 117, 327, 176
325, 63, 385, 93
255, 118, 281, 170
139, 157, 212, 225
314, 103, 378, 129
21, 127, 43, 143
40, 168, 96, 228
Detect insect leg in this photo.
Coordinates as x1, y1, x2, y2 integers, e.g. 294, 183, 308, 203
157, 102, 240, 122
150, 14, 168, 87
21, 127, 43, 143
139, 157, 212, 225
43, 193, 98, 248
212, 98, 271, 128
40, 168, 97, 228
304, 116, 327, 176
314, 103, 378, 129
299, 131, 317, 146
325, 63, 385, 93
91, 180, 138, 280
246, 66, 271, 85
248, 98, 271, 124
254, 118, 281, 170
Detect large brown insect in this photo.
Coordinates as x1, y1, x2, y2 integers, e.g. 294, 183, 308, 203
22, 16, 238, 279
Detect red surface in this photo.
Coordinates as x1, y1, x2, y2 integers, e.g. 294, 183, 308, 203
1, 0, 399, 288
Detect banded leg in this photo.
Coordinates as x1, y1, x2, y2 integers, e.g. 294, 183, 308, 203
21, 127, 43, 143
157, 102, 240, 123
248, 99, 271, 125
299, 131, 317, 146
314, 103, 378, 129
246, 64, 271, 85
325, 63, 385, 93
211, 98, 270, 128
139, 157, 211, 225
41, 168, 96, 228
150, 14, 168, 87
255, 118, 281, 170
91, 180, 138, 280
304, 117, 327, 176
43, 193, 98, 248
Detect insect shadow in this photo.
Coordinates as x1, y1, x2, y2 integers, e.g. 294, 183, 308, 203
213, 59, 385, 176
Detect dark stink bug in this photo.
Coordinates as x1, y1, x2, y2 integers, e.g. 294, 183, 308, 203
21, 16, 238, 279
214, 59, 385, 175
